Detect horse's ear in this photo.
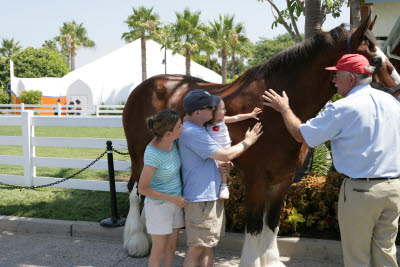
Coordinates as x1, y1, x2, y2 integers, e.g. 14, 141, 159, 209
352, 12, 372, 44
368, 15, 377, 31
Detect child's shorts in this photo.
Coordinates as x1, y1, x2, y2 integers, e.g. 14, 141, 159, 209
144, 197, 185, 235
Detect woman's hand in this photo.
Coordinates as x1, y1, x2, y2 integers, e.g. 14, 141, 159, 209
169, 195, 187, 208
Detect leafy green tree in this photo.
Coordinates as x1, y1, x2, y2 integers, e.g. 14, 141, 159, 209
0, 89, 10, 104
258, 0, 346, 41
0, 38, 22, 57
247, 33, 295, 68
122, 6, 160, 81
55, 20, 95, 71
42, 39, 58, 51
227, 55, 248, 78
172, 8, 206, 76
192, 54, 221, 74
0, 47, 70, 90
0, 56, 8, 90
19, 90, 42, 104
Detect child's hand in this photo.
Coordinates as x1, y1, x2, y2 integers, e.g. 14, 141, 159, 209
251, 107, 262, 120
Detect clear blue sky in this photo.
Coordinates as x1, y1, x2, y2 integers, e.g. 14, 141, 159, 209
1, 0, 350, 69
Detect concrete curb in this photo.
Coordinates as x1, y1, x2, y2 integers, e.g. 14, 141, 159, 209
0, 215, 382, 264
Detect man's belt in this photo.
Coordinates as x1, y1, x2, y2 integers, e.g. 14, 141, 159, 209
348, 177, 400, 181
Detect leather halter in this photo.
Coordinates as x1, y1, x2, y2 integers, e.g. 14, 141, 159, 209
347, 33, 400, 97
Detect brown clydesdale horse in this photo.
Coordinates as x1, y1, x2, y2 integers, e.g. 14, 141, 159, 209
122, 15, 400, 265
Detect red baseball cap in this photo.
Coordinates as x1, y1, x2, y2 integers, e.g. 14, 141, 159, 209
325, 54, 372, 74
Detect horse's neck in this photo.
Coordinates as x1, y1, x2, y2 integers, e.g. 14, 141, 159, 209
286, 51, 343, 121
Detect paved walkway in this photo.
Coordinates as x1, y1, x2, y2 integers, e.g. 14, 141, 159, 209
0, 231, 343, 267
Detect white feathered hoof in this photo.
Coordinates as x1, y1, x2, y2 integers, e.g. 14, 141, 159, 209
123, 184, 150, 257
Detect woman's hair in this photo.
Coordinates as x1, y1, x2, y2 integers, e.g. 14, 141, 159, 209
147, 109, 180, 138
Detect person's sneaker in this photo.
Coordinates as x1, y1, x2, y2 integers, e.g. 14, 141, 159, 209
219, 186, 229, 199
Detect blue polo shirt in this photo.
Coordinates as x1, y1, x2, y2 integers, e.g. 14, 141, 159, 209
300, 84, 400, 178
179, 121, 222, 202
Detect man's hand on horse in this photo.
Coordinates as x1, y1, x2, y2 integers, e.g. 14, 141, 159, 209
262, 89, 289, 113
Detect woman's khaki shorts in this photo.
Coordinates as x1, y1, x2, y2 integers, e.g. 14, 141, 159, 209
184, 199, 225, 247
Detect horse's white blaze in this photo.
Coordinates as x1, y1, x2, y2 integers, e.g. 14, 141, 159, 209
239, 211, 285, 267
375, 46, 387, 63
375, 46, 400, 84
123, 185, 150, 257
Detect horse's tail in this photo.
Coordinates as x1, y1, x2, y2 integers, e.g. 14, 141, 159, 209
123, 182, 151, 257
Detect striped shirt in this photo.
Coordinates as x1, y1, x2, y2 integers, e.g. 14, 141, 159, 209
143, 142, 182, 202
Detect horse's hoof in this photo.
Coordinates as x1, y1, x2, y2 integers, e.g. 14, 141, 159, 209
125, 232, 150, 257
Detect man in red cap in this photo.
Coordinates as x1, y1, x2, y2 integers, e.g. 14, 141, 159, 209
263, 54, 400, 266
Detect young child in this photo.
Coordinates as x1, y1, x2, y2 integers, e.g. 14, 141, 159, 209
206, 100, 261, 199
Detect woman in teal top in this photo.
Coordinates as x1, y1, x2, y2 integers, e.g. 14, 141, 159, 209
138, 109, 187, 267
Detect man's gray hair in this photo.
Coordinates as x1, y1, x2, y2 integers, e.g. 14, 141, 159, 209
344, 70, 375, 85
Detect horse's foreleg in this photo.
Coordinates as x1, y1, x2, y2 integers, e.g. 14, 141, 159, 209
123, 183, 150, 257
240, 181, 290, 267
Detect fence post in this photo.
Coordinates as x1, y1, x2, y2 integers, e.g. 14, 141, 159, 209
57, 103, 61, 117
100, 141, 125, 227
22, 111, 35, 187
21, 103, 24, 112
96, 105, 100, 117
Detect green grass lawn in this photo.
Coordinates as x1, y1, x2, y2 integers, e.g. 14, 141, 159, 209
0, 126, 132, 221
0, 185, 129, 222
0, 126, 131, 182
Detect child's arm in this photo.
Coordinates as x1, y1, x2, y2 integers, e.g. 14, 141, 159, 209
225, 107, 262, 124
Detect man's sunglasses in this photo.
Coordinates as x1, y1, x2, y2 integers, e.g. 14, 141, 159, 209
198, 106, 213, 110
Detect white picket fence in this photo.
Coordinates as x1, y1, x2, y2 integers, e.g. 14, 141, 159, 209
0, 111, 130, 192
0, 103, 124, 116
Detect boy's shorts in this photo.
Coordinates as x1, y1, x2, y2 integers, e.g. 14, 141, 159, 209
184, 199, 225, 247
144, 198, 185, 235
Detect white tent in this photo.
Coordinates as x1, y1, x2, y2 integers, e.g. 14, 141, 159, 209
11, 39, 222, 105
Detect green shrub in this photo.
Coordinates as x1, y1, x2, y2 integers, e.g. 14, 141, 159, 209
225, 171, 345, 239
19, 90, 42, 104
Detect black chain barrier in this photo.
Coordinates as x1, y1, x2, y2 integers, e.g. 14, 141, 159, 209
112, 149, 129, 156
0, 150, 107, 190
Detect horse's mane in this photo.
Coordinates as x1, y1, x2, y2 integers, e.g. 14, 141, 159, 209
240, 25, 350, 82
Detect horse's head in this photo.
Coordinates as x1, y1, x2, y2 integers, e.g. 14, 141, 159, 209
351, 14, 400, 100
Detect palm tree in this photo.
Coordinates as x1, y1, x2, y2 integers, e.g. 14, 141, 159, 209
210, 14, 236, 84
0, 38, 22, 57
228, 23, 251, 77
199, 27, 217, 70
55, 20, 95, 71
152, 24, 180, 74
42, 39, 58, 51
122, 6, 160, 81
172, 8, 206, 76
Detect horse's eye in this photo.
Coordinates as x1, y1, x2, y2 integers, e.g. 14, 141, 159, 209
371, 57, 381, 66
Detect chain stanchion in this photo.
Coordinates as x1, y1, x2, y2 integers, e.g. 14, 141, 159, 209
0, 151, 107, 190
100, 141, 125, 227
